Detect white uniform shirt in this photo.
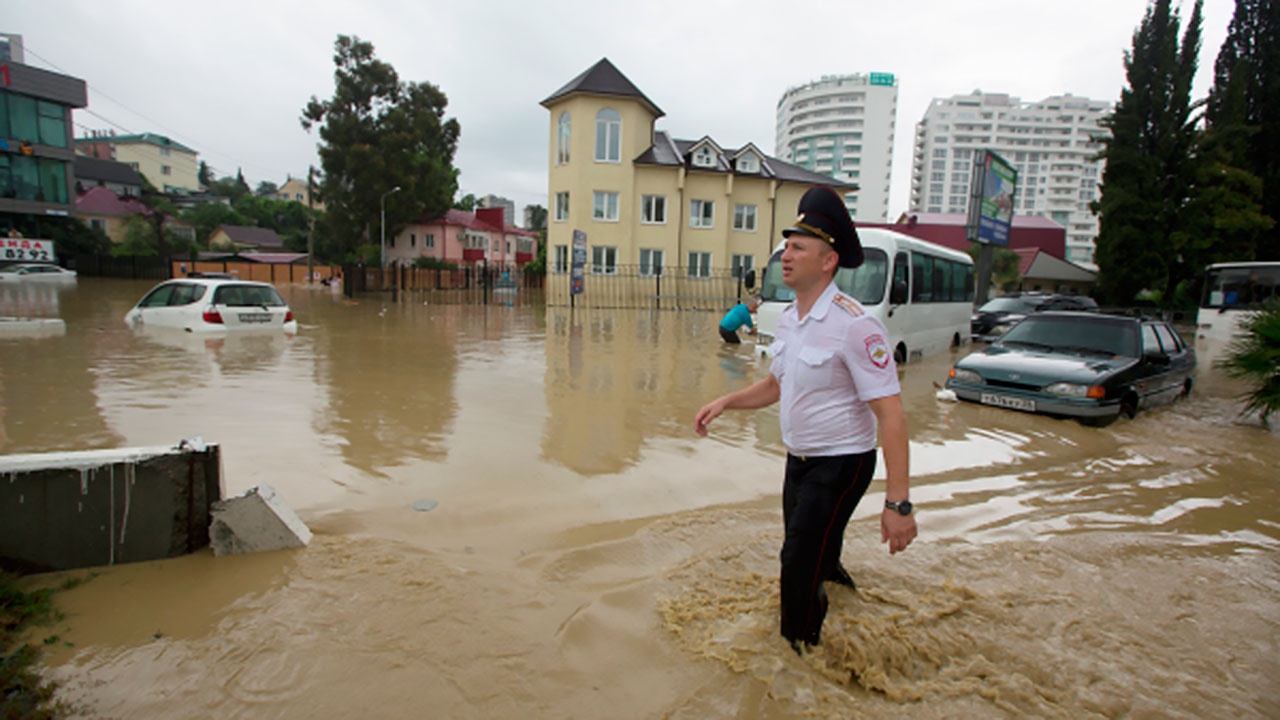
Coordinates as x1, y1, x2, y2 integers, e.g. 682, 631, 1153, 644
768, 281, 901, 456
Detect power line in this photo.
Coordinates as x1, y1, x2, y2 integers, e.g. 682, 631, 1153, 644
23, 43, 294, 183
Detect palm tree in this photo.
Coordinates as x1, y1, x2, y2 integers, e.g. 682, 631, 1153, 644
1217, 301, 1280, 427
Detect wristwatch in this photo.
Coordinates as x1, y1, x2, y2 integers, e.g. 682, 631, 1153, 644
884, 499, 913, 516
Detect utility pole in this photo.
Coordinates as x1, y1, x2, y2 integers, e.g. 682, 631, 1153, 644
306, 165, 315, 283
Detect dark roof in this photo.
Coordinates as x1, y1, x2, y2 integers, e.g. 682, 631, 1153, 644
214, 225, 281, 247
540, 58, 664, 117
634, 131, 857, 190
74, 156, 143, 186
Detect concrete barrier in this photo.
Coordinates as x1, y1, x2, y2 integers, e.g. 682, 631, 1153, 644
210, 484, 311, 556
0, 440, 222, 573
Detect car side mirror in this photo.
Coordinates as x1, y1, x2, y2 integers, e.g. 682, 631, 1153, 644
743, 268, 756, 290
1146, 351, 1171, 365
890, 280, 908, 305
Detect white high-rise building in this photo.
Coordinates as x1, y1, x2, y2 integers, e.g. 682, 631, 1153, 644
910, 90, 1110, 268
775, 73, 898, 223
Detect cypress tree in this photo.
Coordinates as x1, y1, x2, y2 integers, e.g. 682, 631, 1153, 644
1094, 0, 1204, 306
1206, 0, 1280, 261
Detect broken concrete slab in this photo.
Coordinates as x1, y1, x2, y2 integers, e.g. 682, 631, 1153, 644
209, 484, 311, 557
0, 441, 222, 573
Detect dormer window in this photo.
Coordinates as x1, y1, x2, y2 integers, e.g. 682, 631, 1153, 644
736, 154, 759, 173
693, 146, 716, 168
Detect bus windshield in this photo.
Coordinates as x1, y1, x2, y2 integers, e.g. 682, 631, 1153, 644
760, 248, 889, 305
1202, 264, 1280, 309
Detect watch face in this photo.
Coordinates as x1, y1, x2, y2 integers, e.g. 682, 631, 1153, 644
887, 500, 913, 515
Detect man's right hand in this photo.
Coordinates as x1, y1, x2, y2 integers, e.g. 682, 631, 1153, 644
694, 399, 726, 436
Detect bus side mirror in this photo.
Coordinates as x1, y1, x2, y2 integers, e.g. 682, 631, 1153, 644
744, 269, 756, 290
890, 280, 909, 305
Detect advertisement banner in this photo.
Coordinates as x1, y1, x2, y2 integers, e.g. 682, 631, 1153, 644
1, 238, 55, 262
976, 151, 1017, 247
570, 230, 587, 295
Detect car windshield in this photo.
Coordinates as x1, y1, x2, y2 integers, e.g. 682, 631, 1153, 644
0, 266, 26, 274
212, 284, 286, 307
999, 315, 1139, 357
977, 296, 1042, 314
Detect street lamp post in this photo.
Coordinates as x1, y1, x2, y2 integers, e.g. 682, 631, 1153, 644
380, 185, 402, 270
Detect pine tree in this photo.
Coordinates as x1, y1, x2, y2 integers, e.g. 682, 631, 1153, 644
301, 35, 461, 262
1093, 0, 1204, 306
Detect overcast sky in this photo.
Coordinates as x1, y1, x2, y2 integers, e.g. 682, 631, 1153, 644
7, 0, 1235, 221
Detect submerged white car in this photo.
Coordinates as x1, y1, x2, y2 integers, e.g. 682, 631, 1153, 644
125, 275, 297, 333
0, 263, 77, 281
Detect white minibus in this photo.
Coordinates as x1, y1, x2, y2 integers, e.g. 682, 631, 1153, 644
1195, 261, 1280, 341
755, 227, 975, 364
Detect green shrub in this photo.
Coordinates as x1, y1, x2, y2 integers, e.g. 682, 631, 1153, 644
1217, 300, 1280, 427
1, 573, 62, 719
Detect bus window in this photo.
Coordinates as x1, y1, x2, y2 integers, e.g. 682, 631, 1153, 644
912, 253, 933, 303
1204, 265, 1280, 308
893, 252, 909, 304
836, 248, 888, 305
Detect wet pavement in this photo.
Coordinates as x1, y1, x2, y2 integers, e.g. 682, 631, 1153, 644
2, 277, 1278, 718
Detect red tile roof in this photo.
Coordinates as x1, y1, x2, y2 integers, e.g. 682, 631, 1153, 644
75, 186, 155, 216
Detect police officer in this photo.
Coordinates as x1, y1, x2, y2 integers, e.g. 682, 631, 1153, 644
693, 185, 916, 654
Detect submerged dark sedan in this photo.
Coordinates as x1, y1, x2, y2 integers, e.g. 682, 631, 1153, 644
946, 312, 1195, 426
970, 293, 1098, 342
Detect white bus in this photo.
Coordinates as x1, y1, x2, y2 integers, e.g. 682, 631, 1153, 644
755, 227, 975, 364
1196, 261, 1280, 341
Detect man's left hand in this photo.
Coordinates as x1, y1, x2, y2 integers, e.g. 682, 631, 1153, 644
881, 511, 917, 555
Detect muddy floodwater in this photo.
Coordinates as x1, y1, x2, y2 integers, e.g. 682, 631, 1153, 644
2, 278, 1278, 719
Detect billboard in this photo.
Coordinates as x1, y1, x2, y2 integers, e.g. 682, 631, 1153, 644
570, 230, 586, 295
972, 150, 1017, 247
1, 238, 55, 262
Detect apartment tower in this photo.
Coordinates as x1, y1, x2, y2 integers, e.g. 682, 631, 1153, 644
775, 73, 898, 222
909, 90, 1109, 268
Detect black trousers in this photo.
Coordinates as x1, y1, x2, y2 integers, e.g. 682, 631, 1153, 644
779, 449, 876, 645
719, 326, 741, 343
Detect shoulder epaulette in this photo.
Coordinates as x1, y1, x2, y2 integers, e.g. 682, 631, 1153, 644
832, 294, 863, 317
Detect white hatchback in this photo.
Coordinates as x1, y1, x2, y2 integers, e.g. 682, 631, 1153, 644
125, 275, 298, 333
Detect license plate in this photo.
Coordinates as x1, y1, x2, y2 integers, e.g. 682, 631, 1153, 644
237, 313, 273, 324
980, 393, 1036, 412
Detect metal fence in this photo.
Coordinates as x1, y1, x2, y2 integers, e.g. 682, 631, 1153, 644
70, 254, 171, 281
544, 265, 756, 310
346, 264, 547, 307
346, 264, 757, 311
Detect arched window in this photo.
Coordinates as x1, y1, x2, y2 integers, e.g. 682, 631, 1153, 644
595, 108, 621, 162
557, 112, 571, 165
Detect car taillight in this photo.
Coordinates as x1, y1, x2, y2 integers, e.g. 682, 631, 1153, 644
202, 309, 223, 324
285, 310, 293, 323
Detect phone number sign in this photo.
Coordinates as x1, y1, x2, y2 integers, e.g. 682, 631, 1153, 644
2, 239, 54, 262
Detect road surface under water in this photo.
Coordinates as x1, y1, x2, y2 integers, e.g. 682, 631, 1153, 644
2, 278, 1277, 719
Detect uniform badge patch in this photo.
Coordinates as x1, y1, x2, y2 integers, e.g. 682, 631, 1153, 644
865, 333, 890, 369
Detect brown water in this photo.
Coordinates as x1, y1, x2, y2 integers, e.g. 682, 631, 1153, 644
3, 278, 1278, 719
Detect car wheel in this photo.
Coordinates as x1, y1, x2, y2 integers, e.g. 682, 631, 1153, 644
1180, 378, 1193, 397
894, 343, 907, 365
1120, 394, 1140, 419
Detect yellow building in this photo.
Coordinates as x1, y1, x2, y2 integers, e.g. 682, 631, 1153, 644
75, 132, 200, 194
540, 58, 855, 307
275, 176, 323, 209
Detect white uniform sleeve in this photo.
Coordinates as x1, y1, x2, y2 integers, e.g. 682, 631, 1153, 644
841, 315, 900, 402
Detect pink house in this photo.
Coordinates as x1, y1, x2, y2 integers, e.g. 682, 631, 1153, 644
387, 207, 538, 268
